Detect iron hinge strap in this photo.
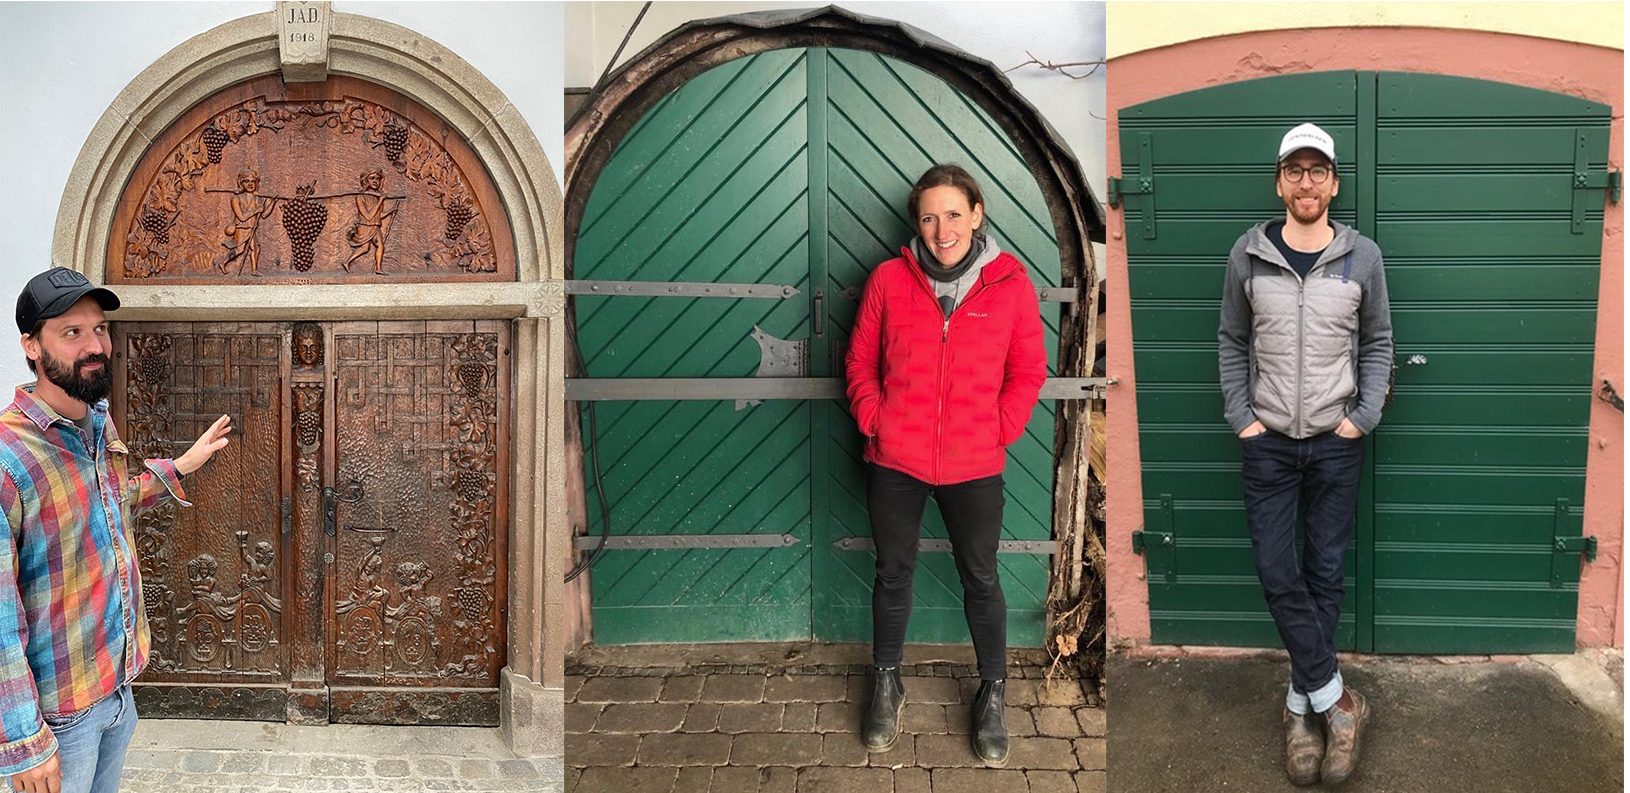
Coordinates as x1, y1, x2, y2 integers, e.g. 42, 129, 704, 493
572, 534, 801, 550
834, 538, 1059, 554
566, 377, 1107, 401
566, 280, 801, 298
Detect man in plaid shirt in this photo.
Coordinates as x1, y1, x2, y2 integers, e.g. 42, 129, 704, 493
1, 269, 232, 793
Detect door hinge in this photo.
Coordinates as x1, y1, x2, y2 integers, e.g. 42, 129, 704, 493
1110, 132, 1158, 239
1131, 530, 1172, 554
1553, 535, 1598, 562
1550, 498, 1597, 588
1571, 129, 1615, 232
1106, 176, 1154, 208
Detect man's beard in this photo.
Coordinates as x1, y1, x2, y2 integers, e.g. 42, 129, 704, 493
1284, 192, 1331, 225
40, 347, 113, 405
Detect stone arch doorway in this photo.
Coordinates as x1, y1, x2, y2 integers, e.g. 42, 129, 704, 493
54, 8, 564, 753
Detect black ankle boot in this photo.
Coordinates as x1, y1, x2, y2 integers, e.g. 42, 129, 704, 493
971, 679, 1009, 766
860, 666, 906, 752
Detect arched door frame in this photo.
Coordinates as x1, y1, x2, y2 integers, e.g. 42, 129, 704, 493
50, 9, 566, 757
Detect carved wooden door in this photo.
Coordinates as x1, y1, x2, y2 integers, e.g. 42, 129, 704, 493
112, 321, 509, 725
324, 321, 509, 724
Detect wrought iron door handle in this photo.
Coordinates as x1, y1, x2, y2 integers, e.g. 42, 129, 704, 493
321, 482, 363, 537
813, 289, 825, 337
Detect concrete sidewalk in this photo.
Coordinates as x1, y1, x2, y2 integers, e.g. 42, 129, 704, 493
1107, 649, 1623, 793
566, 643, 1106, 792
2, 719, 560, 792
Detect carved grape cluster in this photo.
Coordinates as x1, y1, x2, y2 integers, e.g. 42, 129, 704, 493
295, 409, 321, 449
134, 355, 167, 384
383, 125, 409, 163
444, 202, 474, 241
454, 470, 486, 503
201, 126, 229, 164
281, 184, 329, 272
453, 585, 487, 623
141, 581, 165, 622
458, 362, 486, 396
141, 209, 170, 246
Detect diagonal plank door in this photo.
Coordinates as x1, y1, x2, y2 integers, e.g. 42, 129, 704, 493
575, 47, 1061, 646
812, 48, 1061, 648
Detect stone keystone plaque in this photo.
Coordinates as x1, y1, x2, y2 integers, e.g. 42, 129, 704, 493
278, 1, 331, 82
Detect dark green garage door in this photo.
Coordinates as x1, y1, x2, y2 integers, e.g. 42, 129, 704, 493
576, 47, 1063, 645
1121, 71, 1610, 653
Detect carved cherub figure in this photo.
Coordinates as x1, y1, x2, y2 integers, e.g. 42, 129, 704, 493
344, 168, 398, 275
216, 169, 280, 276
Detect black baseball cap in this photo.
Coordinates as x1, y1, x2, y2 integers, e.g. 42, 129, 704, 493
16, 268, 121, 335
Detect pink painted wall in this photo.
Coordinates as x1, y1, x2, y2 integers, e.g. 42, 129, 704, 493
1106, 27, 1625, 648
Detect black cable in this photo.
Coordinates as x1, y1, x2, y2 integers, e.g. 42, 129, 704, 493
595, 2, 652, 94
564, 307, 610, 584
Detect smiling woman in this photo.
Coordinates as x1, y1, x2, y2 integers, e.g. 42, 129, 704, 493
843, 162, 1047, 766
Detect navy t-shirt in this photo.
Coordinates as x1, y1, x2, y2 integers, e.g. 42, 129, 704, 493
1266, 222, 1327, 281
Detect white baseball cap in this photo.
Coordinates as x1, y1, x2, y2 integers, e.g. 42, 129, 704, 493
1277, 123, 1336, 166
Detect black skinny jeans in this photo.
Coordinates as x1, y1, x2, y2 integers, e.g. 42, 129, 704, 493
867, 463, 1007, 681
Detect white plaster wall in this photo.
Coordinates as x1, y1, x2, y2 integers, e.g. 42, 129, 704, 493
0, 1, 565, 388
565, 1, 1107, 274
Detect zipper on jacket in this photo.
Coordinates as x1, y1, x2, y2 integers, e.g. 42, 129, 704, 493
904, 250, 1021, 484
1295, 279, 1305, 437
934, 316, 950, 484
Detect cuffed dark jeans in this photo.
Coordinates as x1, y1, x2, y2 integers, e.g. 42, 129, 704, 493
1240, 429, 1364, 698
867, 463, 1007, 681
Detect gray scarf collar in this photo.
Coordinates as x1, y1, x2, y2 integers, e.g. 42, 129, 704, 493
911, 232, 988, 283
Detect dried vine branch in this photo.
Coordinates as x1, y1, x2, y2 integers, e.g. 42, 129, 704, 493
1005, 51, 1106, 80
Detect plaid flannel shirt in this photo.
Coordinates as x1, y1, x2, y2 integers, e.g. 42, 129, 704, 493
0, 385, 186, 775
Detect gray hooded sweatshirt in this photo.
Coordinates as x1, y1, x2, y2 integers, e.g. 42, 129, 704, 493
1217, 219, 1393, 439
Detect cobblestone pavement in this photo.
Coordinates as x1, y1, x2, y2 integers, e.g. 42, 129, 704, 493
1, 719, 562, 792
566, 644, 1106, 792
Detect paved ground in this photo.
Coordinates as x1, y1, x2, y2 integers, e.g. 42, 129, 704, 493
565, 643, 1106, 792
4, 720, 561, 792
1107, 648, 1624, 793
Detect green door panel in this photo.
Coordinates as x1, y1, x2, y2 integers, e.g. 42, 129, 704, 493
579, 47, 1063, 647
1121, 70, 1608, 654
1373, 72, 1605, 653
577, 49, 814, 643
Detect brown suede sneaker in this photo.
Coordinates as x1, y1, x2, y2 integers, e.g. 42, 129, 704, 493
1320, 688, 1369, 785
1283, 709, 1324, 786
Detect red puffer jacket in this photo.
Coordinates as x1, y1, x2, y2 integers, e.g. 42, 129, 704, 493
845, 246, 1047, 486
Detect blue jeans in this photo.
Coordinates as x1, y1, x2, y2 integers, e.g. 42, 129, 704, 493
1240, 429, 1364, 699
33, 684, 137, 793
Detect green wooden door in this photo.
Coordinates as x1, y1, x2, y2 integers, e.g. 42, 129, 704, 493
1121, 71, 1609, 653
577, 48, 1062, 646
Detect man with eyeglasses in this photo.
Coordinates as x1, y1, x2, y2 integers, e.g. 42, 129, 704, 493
1217, 123, 1394, 787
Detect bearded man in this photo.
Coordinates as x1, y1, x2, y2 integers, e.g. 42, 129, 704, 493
1216, 124, 1394, 787
1, 268, 232, 793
